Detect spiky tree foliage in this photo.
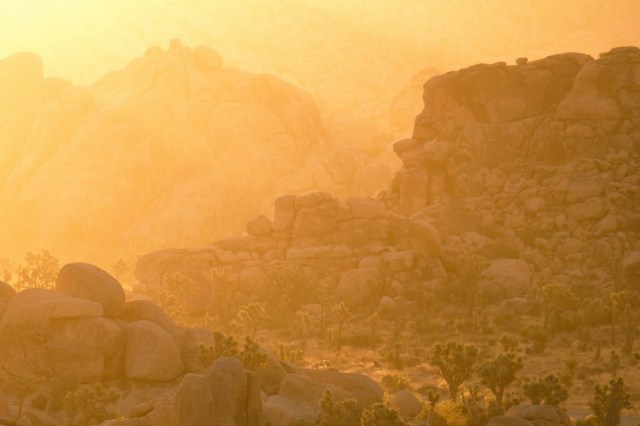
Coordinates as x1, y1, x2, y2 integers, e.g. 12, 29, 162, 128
332, 302, 351, 350
589, 377, 632, 426
478, 352, 523, 413
158, 272, 196, 323
240, 337, 267, 370
63, 383, 120, 426
360, 403, 408, 426
315, 390, 359, 426
523, 374, 569, 406
430, 341, 478, 402
610, 291, 640, 355
234, 302, 271, 339
540, 282, 579, 334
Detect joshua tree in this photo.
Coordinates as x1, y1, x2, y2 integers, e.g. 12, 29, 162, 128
589, 377, 632, 426
234, 303, 271, 339
523, 374, 569, 406
430, 341, 478, 402
452, 255, 486, 327
316, 390, 359, 426
540, 282, 578, 334
360, 402, 408, 426
332, 302, 351, 350
478, 352, 523, 413
610, 290, 640, 355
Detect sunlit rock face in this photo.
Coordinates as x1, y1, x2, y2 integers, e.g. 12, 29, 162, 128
0, 42, 401, 259
0, 42, 326, 255
392, 47, 640, 215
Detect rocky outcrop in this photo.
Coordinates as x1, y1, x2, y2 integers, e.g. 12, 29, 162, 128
134, 192, 445, 314
392, 47, 640, 215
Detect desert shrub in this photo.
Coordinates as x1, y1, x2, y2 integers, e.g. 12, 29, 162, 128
158, 272, 196, 323
198, 331, 239, 367
279, 343, 304, 364
234, 303, 271, 339
14, 250, 59, 290
522, 374, 568, 406
435, 400, 467, 426
360, 402, 408, 426
315, 390, 359, 426
381, 374, 411, 394
63, 383, 119, 426
262, 263, 318, 322
240, 337, 267, 370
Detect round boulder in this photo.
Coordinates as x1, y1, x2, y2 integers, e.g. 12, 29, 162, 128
390, 389, 422, 419
56, 263, 126, 317
125, 320, 183, 381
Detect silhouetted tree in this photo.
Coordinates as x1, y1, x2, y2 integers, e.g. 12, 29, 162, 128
589, 377, 632, 426
523, 374, 569, 406
540, 282, 578, 334
234, 303, 271, 339
332, 302, 351, 350
430, 341, 478, 402
610, 290, 640, 355
478, 352, 523, 413
15, 250, 59, 290
315, 390, 359, 426
360, 402, 408, 426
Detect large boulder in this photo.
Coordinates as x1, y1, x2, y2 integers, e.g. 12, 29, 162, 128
336, 268, 379, 308
274, 373, 351, 420
557, 46, 640, 121
304, 369, 383, 409
125, 320, 183, 381
173, 357, 262, 426
481, 259, 532, 297
47, 317, 124, 382
0, 288, 104, 379
390, 389, 422, 419
505, 405, 570, 425
56, 263, 126, 317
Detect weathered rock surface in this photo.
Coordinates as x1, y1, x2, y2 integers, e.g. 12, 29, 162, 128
390, 389, 422, 419
393, 47, 640, 215
173, 357, 262, 426
505, 405, 571, 425
56, 262, 126, 316
125, 320, 184, 382
0, 288, 104, 379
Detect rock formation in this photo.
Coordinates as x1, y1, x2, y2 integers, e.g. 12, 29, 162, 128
0, 42, 397, 261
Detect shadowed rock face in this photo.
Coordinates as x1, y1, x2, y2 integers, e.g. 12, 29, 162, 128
393, 47, 640, 215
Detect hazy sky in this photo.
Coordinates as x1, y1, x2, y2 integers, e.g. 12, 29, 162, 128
1, 0, 638, 104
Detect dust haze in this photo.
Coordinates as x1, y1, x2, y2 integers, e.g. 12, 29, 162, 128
0, 1, 639, 425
